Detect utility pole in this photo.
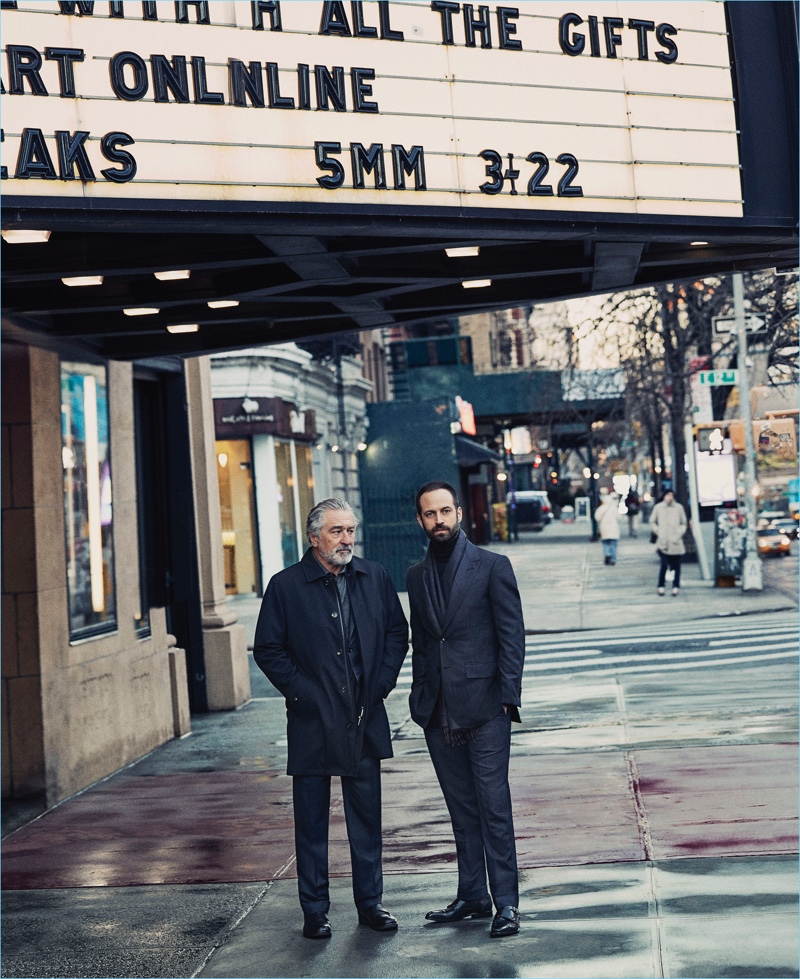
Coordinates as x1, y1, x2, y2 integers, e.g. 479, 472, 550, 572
733, 273, 763, 591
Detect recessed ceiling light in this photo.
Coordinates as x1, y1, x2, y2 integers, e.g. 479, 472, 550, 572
690, 241, 709, 246
446, 246, 480, 258
1, 229, 51, 244
62, 275, 104, 287
154, 269, 191, 281
462, 278, 492, 289
123, 307, 160, 317
166, 323, 199, 334
207, 299, 240, 309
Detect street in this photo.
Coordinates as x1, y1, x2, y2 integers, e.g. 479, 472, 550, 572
2, 524, 798, 979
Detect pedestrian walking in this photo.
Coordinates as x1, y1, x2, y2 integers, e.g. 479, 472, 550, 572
253, 498, 408, 940
406, 481, 525, 939
649, 490, 688, 596
595, 491, 621, 565
625, 490, 640, 538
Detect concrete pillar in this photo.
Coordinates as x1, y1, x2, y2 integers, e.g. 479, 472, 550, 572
183, 357, 250, 710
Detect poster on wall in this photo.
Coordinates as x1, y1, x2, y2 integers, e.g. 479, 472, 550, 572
1, 1, 742, 217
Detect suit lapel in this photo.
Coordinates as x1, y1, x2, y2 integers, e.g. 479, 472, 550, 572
441, 545, 479, 631
417, 557, 444, 633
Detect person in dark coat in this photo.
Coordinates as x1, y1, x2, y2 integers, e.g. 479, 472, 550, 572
406, 481, 525, 938
253, 498, 408, 940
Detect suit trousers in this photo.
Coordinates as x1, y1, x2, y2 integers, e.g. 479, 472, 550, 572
425, 709, 519, 908
292, 755, 383, 914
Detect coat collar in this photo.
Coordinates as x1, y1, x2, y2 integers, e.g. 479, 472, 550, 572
300, 546, 368, 582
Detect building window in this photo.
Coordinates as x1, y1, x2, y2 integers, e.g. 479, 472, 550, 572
61, 361, 117, 640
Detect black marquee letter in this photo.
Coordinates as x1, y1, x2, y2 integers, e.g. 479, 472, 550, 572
655, 23, 678, 64
497, 7, 521, 50
320, 1, 351, 36
45, 47, 85, 97
15, 129, 57, 179
56, 130, 95, 180
151, 54, 190, 103
315, 141, 345, 188
109, 51, 148, 100
191, 56, 224, 103
431, 0, 459, 45
175, 1, 210, 24
558, 13, 584, 56
628, 18, 655, 60
351, 142, 386, 189
251, 0, 282, 30
351, 67, 378, 113
101, 131, 137, 182
229, 59, 265, 107
392, 144, 426, 190
7, 45, 48, 96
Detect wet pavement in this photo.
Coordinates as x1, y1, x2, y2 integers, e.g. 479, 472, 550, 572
2, 523, 798, 978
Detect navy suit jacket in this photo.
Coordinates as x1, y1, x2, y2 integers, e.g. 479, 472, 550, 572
406, 535, 525, 730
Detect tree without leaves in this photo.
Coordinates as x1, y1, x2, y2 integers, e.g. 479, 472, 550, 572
590, 272, 798, 508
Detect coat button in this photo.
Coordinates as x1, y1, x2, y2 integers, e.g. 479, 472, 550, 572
346, 722, 352, 730
341, 685, 346, 693
440, 637, 445, 643
331, 611, 338, 618
336, 650, 342, 656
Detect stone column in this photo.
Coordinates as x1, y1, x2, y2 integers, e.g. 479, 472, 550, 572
183, 357, 250, 709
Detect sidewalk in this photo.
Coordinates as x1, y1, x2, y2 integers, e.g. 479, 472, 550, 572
2, 524, 797, 979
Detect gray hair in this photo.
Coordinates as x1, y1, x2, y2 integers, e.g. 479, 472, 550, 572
305, 498, 356, 541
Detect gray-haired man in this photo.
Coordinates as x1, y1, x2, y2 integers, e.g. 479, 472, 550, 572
254, 499, 408, 939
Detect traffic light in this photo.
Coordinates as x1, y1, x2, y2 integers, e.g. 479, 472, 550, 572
695, 424, 731, 454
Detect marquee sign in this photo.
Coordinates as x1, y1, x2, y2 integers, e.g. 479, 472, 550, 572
1, 0, 742, 217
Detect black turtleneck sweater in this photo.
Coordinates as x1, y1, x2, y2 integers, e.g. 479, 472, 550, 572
431, 532, 459, 604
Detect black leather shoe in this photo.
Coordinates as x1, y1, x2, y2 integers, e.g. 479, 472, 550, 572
425, 898, 493, 922
357, 904, 398, 931
490, 906, 520, 938
302, 911, 331, 939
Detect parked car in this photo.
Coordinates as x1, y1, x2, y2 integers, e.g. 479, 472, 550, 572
529, 490, 554, 523
756, 526, 792, 557
506, 491, 544, 531
757, 510, 785, 529
769, 517, 799, 540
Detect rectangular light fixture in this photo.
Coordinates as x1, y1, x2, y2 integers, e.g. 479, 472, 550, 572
207, 299, 240, 309
62, 275, 104, 287
462, 278, 492, 289
690, 241, 709, 246
123, 307, 160, 317
445, 246, 480, 258
154, 269, 191, 281
1, 229, 51, 244
166, 323, 199, 334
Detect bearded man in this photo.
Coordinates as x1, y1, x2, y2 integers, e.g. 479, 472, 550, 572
406, 481, 525, 938
254, 498, 408, 940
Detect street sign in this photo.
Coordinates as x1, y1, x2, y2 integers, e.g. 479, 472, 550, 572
697, 370, 739, 386
712, 314, 766, 335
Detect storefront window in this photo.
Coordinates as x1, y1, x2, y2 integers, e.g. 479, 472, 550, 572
274, 440, 299, 567
295, 444, 315, 528
216, 438, 260, 594
61, 362, 116, 639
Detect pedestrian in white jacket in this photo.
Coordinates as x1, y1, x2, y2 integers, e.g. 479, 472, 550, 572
595, 492, 621, 566
649, 490, 688, 596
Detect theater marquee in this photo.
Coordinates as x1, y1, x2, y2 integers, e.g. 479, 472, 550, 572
2, 0, 742, 217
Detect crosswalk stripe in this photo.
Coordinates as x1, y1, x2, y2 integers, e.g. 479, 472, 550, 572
393, 618, 798, 684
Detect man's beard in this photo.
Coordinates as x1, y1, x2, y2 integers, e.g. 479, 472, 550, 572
425, 522, 459, 544
319, 544, 354, 567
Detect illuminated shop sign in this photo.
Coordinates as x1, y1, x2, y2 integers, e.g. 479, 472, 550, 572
2, 1, 741, 217
214, 396, 317, 440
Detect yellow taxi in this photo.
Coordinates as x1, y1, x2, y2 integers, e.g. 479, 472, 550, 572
756, 526, 793, 557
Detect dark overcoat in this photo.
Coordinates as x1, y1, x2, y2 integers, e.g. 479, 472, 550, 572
406, 534, 525, 730
253, 549, 408, 776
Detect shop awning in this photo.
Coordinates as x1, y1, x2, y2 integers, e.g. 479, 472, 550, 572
455, 435, 502, 468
